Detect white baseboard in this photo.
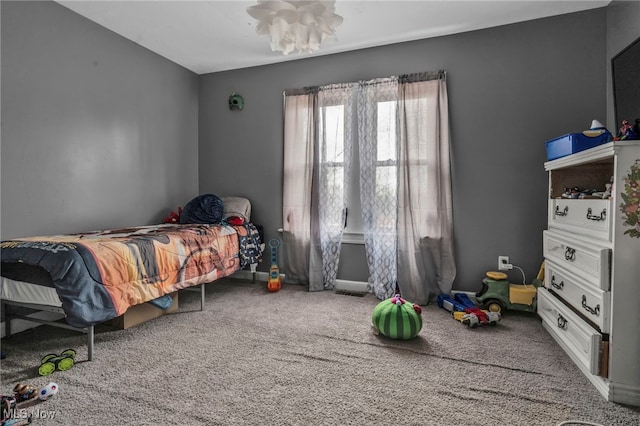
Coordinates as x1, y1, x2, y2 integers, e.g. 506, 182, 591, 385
229, 273, 473, 301
331, 283, 474, 298
232, 271, 369, 294
231, 270, 285, 282
335, 279, 368, 293
1, 311, 65, 338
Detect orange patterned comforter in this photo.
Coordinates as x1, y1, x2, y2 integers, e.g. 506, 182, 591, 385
0, 223, 259, 327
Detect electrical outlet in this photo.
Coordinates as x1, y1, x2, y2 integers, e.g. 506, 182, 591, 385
498, 256, 512, 271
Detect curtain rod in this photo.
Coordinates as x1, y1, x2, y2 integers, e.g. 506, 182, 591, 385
283, 69, 446, 96
398, 70, 445, 84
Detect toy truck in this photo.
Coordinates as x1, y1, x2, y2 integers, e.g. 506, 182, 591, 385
439, 293, 502, 327
460, 311, 501, 328
452, 309, 501, 327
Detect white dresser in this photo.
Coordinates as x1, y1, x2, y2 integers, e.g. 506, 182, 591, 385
539, 140, 640, 406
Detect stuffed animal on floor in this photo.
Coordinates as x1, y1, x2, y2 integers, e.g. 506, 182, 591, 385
372, 294, 423, 340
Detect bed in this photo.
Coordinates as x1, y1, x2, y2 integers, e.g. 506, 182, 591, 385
0, 195, 263, 360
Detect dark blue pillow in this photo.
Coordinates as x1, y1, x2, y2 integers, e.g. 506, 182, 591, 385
179, 194, 224, 224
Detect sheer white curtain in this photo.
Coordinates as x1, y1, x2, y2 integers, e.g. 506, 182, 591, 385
358, 78, 399, 300
282, 84, 356, 291
282, 72, 455, 303
315, 84, 356, 290
396, 73, 456, 304
282, 91, 315, 285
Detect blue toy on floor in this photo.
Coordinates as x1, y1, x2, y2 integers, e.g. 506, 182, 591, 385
436, 294, 466, 312
453, 292, 477, 310
437, 292, 479, 312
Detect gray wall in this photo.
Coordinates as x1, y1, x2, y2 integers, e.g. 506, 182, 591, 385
1, 1, 199, 239
199, 8, 608, 291
606, 1, 640, 131
3, 1, 629, 294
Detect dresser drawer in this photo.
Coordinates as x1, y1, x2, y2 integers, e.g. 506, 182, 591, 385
538, 288, 603, 376
544, 260, 610, 332
548, 199, 612, 241
543, 230, 610, 291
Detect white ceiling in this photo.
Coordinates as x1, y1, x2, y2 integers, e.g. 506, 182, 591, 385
56, 1, 610, 75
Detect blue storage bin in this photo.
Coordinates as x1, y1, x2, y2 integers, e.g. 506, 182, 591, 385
545, 132, 611, 161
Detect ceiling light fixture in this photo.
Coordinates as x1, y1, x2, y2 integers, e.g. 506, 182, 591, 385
247, 0, 343, 55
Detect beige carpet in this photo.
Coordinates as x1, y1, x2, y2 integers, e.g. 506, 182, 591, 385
1, 278, 639, 425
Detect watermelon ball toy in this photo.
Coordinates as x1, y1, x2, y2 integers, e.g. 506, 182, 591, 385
372, 294, 423, 340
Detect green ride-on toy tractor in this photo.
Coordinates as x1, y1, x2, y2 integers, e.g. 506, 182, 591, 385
475, 269, 543, 315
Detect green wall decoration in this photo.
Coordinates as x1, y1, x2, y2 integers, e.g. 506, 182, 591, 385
229, 92, 244, 110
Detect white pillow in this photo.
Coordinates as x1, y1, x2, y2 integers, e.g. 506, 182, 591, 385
221, 196, 251, 221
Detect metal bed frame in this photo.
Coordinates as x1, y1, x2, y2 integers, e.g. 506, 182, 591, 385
2, 283, 206, 361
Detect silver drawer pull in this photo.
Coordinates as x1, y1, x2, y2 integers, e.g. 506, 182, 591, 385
581, 295, 600, 316
586, 208, 606, 221
564, 246, 576, 261
557, 314, 567, 330
551, 275, 564, 290
555, 205, 569, 216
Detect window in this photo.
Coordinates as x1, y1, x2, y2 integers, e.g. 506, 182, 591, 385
324, 97, 397, 243
283, 73, 453, 300
373, 100, 397, 231
318, 103, 348, 236
319, 104, 345, 211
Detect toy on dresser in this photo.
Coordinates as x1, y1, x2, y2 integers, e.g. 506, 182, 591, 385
561, 176, 613, 200
614, 119, 640, 141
